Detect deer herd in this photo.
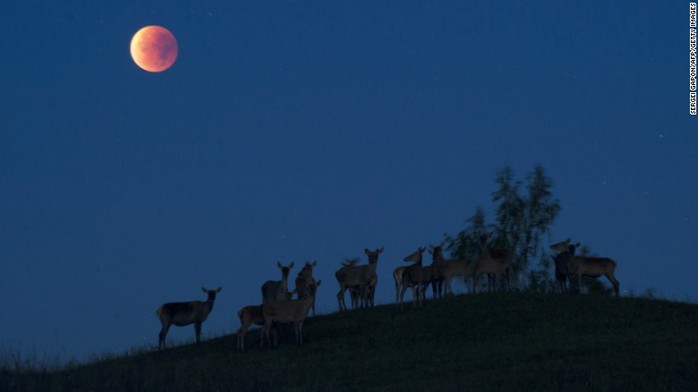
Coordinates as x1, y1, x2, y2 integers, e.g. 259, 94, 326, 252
155, 234, 620, 351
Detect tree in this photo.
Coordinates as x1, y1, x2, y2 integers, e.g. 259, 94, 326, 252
445, 164, 561, 290
444, 207, 487, 261
519, 164, 561, 271
491, 166, 524, 251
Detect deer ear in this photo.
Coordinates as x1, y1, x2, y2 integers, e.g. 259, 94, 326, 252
311, 260, 317, 267
378, 247, 384, 253
277, 261, 283, 268
364, 248, 371, 255
202, 287, 208, 293
289, 261, 295, 268
216, 287, 222, 293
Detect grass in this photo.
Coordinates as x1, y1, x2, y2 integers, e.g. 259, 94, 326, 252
3, 293, 698, 391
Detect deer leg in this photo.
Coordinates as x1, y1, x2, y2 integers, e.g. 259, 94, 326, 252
337, 286, 346, 312
395, 280, 401, 304
565, 274, 572, 292
194, 322, 202, 344
399, 284, 409, 311
395, 283, 402, 309
237, 325, 245, 351
261, 321, 271, 349
158, 324, 170, 351
606, 273, 620, 297
350, 287, 356, 309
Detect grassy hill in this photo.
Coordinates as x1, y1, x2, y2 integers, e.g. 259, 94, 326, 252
3, 293, 698, 391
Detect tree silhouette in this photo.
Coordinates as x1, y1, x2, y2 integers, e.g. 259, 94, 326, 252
444, 164, 561, 290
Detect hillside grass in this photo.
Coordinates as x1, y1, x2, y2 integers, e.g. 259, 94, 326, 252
3, 293, 698, 391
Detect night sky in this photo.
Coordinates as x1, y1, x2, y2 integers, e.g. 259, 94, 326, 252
1, 1, 696, 362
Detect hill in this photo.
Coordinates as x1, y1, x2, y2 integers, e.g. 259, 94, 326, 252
3, 293, 698, 391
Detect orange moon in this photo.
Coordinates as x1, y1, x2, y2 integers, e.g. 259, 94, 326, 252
130, 26, 178, 72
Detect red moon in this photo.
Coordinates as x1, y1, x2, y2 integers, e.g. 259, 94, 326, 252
130, 26, 178, 72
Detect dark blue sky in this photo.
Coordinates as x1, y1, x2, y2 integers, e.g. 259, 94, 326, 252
1, 1, 695, 362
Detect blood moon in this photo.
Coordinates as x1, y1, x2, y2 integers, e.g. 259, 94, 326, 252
130, 26, 178, 72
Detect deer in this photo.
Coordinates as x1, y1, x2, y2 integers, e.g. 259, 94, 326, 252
393, 252, 437, 304
549, 238, 579, 293
566, 243, 620, 297
156, 286, 222, 351
472, 233, 514, 293
295, 261, 319, 316
420, 256, 442, 300
237, 286, 299, 352
424, 246, 445, 299
261, 280, 319, 348
237, 304, 276, 351
398, 246, 426, 311
431, 245, 472, 296
261, 261, 295, 301
296, 260, 316, 281
335, 247, 383, 311
338, 259, 364, 309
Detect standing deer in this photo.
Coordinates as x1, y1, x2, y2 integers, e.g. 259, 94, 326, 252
431, 245, 472, 296
335, 247, 383, 311
420, 256, 442, 300
237, 304, 276, 351
237, 291, 295, 352
472, 233, 514, 293
566, 243, 620, 297
156, 286, 222, 350
424, 246, 445, 299
398, 246, 426, 311
549, 238, 579, 293
261, 281, 319, 348
261, 261, 295, 301
296, 261, 316, 281
338, 259, 363, 309
295, 261, 319, 316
